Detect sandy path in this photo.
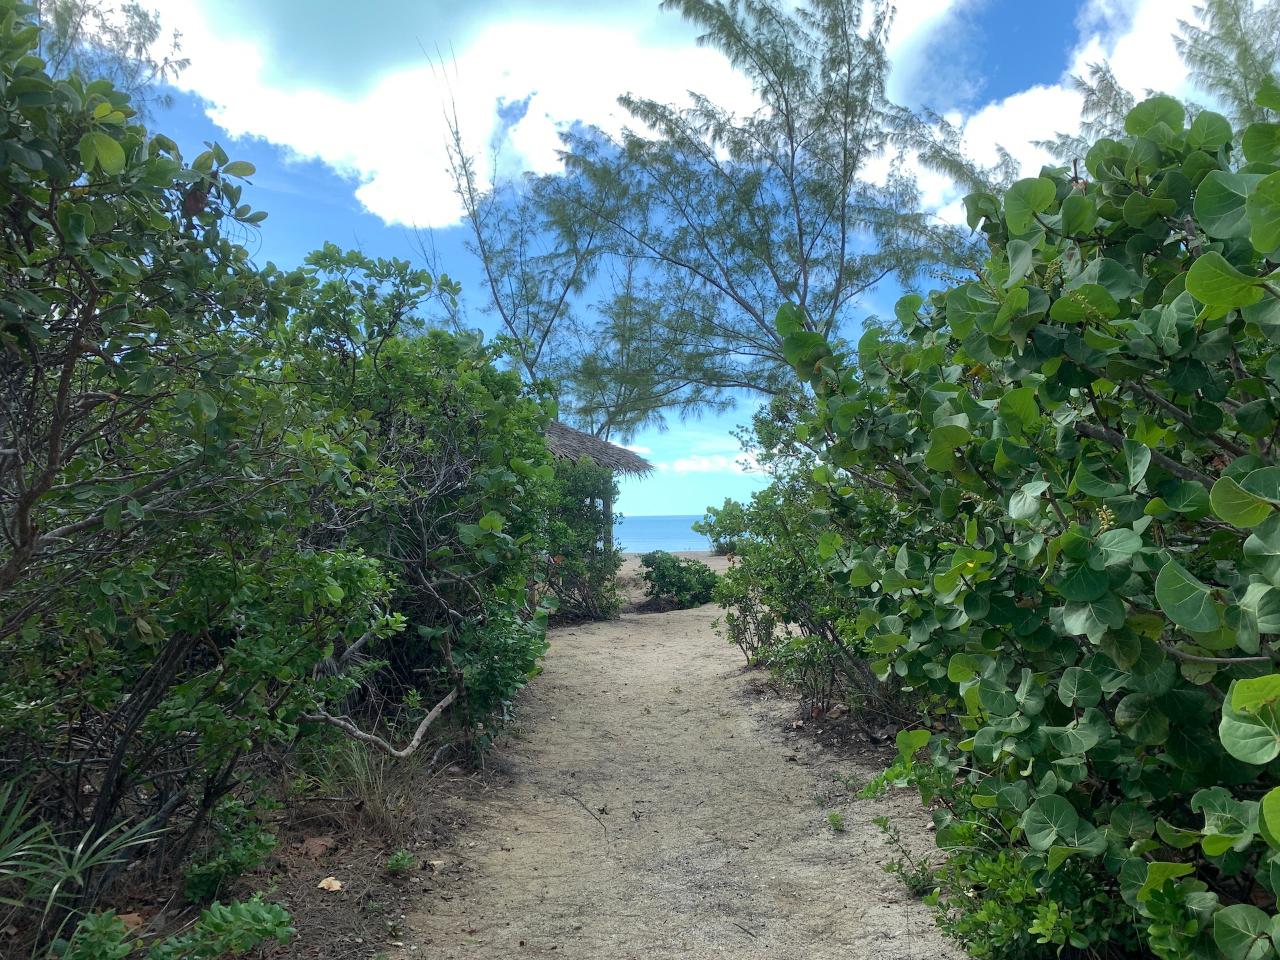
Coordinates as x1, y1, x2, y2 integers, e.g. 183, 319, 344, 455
402, 604, 962, 959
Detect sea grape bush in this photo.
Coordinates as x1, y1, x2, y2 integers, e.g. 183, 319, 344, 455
781, 88, 1280, 958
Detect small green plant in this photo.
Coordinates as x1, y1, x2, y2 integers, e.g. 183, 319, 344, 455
183, 800, 277, 904
639, 551, 719, 608
872, 816, 933, 897
385, 848, 415, 876
62, 895, 293, 960
827, 811, 846, 832
854, 755, 915, 799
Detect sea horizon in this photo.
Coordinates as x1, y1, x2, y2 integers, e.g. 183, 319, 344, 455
615, 514, 711, 553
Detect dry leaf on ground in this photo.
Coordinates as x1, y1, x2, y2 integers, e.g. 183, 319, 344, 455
298, 835, 337, 858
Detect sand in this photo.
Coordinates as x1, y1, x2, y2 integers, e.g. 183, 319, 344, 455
394, 577, 961, 959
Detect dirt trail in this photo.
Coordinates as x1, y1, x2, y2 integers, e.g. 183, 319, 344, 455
401, 602, 962, 959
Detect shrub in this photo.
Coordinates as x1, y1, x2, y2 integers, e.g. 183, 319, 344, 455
780, 90, 1280, 958
693, 499, 748, 555
183, 801, 276, 904
0, 5, 555, 950
543, 459, 623, 621
701, 398, 909, 719
385, 849, 415, 876
60, 896, 295, 960
639, 551, 719, 608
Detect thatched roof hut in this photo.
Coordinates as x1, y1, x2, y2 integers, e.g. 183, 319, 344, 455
544, 421, 652, 476
544, 422, 650, 553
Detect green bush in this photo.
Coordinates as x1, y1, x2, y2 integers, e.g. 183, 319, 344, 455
779, 89, 1280, 958
693, 499, 748, 555
385, 848, 415, 876
183, 801, 276, 904
543, 459, 622, 621
701, 398, 906, 715
62, 896, 294, 960
0, 4, 554, 951
639, 551, 719, 608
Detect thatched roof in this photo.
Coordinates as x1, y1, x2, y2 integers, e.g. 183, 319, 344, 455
545, 421, 652, 476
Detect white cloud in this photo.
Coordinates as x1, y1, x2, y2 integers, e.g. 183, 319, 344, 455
160, 0, 1212, 242
958, 0, 1201, 176
159, 2, 756, 229
657, 451, 762, 475
623, 444, 652, 455
868, 0, 1205, 229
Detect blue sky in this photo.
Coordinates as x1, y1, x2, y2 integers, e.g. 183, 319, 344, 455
152, 0, 1202, 516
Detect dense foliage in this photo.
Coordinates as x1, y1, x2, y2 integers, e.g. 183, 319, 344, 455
0, 4, 567, 952
770, 89, 1280, 958
543, 458, 622, 622
701, 399, 900, 717
639, 550, 719, 609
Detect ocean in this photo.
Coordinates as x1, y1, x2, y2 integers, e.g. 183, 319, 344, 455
615, 514, 711, 553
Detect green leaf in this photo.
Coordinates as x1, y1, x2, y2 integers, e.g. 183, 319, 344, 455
1046, 844, 1085, 873
1242, 467, 1280, 503
1258, 77, 1280, 112
1125, 95, 1185, 135
1156, 560, 1221, 633
783, 331, 830, 369
1246, 513, 1280, 583
1058, 563, 1108, 602
1188, 109, 1234, 150
1211, 476, 1275, 528
1122, 191, 1175, 227
1220, 684, 1280, 764
925, 424, 971, 472
1094, 528, 1143, 566
78, 131, 126, 176
1005, 177, 1056, 234
1115, 692, 1169, 745
1136, 861, 1194, 903
1021, 795, 1079, 851
1061, 593, 1126, 637
1186, 252, 1264, 309
1240, 584, 1280, 636
1049, 284, 1119, 323
1247, 171, 1280, 256
1110, 803, 1155, 840
1006, 239, 1034, 287
775, 303, 805, 336
1010, 480, 1048, 520
1074, 463, 1126, 498
1124, 440, 1151, 487
1232, 675, 1280, 713
1058, 666, 1102, 708
221, 160, 256, 178
947, 653, 981, 683
1214, 904, 1273, 960
998, 386, 1040, 435
1244, 122, 1280, 164
1060, 193, 1097, 235
1195, 171, 1263, 240
1260, 787, 1280, 849
895, 728, 929, 757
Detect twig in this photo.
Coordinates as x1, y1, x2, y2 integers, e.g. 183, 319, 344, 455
1073, 422, 1214, 490
301, 687, 458, 759
561, 790, 608, 836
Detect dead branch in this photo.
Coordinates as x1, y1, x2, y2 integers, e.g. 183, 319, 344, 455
301, 687, 458, 760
